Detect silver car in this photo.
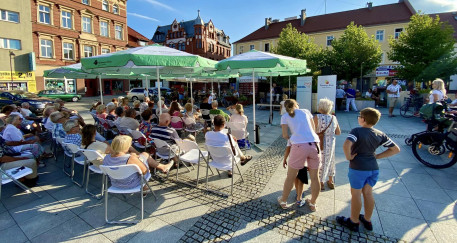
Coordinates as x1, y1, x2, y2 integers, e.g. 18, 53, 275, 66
126, 88, 151, 101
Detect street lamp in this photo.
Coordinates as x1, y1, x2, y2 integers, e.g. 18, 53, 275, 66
9, 51, 15, 90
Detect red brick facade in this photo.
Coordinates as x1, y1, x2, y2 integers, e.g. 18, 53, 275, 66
32, 0, 128, 92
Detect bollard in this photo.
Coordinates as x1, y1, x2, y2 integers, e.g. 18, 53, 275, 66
255, 124, 260, 144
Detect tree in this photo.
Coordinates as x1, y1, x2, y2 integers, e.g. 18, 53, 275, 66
329, 22, 382, 81
271, 23, 327, 74
388, 13, 457, 83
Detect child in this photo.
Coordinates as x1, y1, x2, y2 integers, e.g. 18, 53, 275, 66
337, 108, 400, 232
283, 140, 308, 207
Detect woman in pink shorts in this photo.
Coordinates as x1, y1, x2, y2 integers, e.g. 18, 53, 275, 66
279, 99, 321, 211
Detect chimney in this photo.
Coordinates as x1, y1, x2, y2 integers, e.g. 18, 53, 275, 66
367, 2, 373, 10
300, 9, 307, 26
265, 17, 272, 30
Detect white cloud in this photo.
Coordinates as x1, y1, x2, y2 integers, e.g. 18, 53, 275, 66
128, 13, 159, 22
143, 0, 176, 12
411, 0, 457, 13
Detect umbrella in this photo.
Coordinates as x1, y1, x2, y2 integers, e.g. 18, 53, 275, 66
81, 44, 217, 114
216, 50, 309, 143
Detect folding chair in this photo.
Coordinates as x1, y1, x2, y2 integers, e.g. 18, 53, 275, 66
153, 138, 190, 175
0, 167, 41, 199
227, 122, 251, 151
200, 109, 211, 128
183, 117, 204, 138
100, 164, 155, 224
79, 149, 105, 199
205, 145, 244, 196
98, 118, 109, 137
128, 129, 151, 152
175, 140, 211, 187
117, 126, 130, 135
106, 119, 119, 137
62, 142, 86, 187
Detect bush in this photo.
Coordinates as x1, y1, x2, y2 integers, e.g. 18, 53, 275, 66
239, 95, 248, 102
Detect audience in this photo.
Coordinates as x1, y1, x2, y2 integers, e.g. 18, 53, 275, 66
118, 109, 140, 130
106, 104, 117, 121
139, 110, 155, 138
209, 100, 230, 122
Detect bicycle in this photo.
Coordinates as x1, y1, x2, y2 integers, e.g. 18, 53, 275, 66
400, 94, 423, 118
411, 114, 457, 168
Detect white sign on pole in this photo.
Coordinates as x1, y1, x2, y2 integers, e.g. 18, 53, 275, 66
317, 75, 337, 112
296, 76, 313, 111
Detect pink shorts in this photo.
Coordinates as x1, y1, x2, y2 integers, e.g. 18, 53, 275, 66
289, 143, 320, 170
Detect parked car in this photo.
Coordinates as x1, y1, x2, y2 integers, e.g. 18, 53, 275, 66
150, 87, 172, 96
37, 90, 81, 102
0, 90, 53, 114
0, 97, 14, 110
126, 88, 152, 101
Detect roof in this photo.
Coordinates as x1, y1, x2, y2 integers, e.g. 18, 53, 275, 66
234, 0, 416, 44
430, 12, 457, 41
152, 20, 196, 43
195, 10, 204, 25
127, 27, 154, 47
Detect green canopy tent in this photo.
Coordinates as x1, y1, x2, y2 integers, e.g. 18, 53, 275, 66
81, 44, 217, 114
216, 50, 309, 143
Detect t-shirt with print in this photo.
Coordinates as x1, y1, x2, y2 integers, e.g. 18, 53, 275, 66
346, 127, 395, 171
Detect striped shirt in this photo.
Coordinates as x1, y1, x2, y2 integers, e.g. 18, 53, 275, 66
149, 126, 179, 144
346, 127, 395, 171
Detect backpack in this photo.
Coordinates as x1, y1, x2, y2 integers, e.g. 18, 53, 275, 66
419, 102, 444, 120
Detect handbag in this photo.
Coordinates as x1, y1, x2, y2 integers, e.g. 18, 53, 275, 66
316, 115, 333, 150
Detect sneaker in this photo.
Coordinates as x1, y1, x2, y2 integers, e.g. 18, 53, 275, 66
359, 214, 373, 231
336, 216, 359, 232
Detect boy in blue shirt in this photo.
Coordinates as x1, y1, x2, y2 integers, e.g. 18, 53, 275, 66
337, 108, 400, 232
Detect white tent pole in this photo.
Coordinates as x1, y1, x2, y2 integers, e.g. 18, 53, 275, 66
211, 80, 214, 97
190, 79, 193, 108
252, 69, 256, 144
268, 74, 273, 124
98, 75, 103, 104
156, 67, 161, 115
289, 76, 291, 98
64, 76, 68, 93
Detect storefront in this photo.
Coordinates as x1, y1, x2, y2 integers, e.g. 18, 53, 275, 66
0, 71, 37, 92
44, 78, 77, 93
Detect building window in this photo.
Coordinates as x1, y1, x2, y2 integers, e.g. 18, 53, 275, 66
0, 9, 19, 23
61, 10, 72, 29
102, 0, 109, 11
264, 43, 270, 52
40, 39, 53, 58
63, 42, 74, 60
197, 40, 202, 49
84, 45, 94, 57
82, 16, 92, 33
100, 21, 108, 37
82, 0, 89, 5
0, 38, 21, 50
376, 30, 384, 41
394, 28, 403, 39
178, 42, 185, 51
113, 4, 119, 14
101, 48, 110, 54
249, 44, 254, 50
38, 5, 51, 24
326, 35, 334, 46
115, 25, 123, 40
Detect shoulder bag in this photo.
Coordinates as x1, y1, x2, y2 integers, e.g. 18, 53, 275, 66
316, 115, 333, 150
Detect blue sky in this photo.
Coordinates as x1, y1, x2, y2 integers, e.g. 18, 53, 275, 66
127, 0, 457, 44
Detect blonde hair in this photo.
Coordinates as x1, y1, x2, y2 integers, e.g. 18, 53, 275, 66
63, 119, 79, 132
184, 103, 193, 112
318, 98, 333, 114
282, 94, 288, 100
235, 104, 244, 114
133, 100, 141, 107
96, 104, 106, 114
432, 78, 446, 96
110, 135, 132, 154
284, 99, 298, 118
360, 108, 381, 126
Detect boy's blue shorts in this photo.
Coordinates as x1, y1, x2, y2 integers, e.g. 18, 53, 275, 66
348, 168, 379, 189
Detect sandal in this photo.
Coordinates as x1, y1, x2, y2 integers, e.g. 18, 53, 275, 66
305, 198, 317, 212
241, 155, 252, 166
277, 197, 288, 209
327, 181, 335, 189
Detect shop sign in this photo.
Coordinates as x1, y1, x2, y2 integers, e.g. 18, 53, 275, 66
0, 71, 35, 81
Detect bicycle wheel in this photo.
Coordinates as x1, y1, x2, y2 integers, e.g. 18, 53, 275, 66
400, 103, 414, 118
411, 133, 457, 168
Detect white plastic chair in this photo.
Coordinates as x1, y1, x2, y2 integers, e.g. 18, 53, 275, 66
0, 167, 41, 199
99, 164, 155, 224
62, 142, 86, 187
227, 121, 251, 151
205, 144, 244, 196
183, 117, 204, 138
80, 149, 105, 199
117, 126, 130, 135
128, 129, 150, 151
175, 140, 211, 187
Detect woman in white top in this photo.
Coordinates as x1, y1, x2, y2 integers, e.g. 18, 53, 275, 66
429, 78, 446, 103
279, 99, 320, 211
313, 98, 341, 190
229, 104, 250, 149
280, 94, 288, 115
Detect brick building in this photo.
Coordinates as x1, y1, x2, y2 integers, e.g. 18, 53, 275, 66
32, 0, 129, 95
152, 10, 231, 61
127, 26, 154, 48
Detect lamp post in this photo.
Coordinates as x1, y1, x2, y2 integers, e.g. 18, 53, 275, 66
9, 51, 15, 90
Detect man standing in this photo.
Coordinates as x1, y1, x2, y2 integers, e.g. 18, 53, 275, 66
386, 79, 401, 117
143, 88, 149, 101
345, 85, 358, 112
272, 83, 283, 103
178, 85, 185, 104
336, 86, 346, 111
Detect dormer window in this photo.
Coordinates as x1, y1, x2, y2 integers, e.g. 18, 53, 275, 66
113, 4, 119, 14
102, 0, 108, 11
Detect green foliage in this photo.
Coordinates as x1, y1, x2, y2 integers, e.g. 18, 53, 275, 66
388, 13, 457, 83
328, 22, 382, 81
239, 95, 247, 101
271, 23, 328, 74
